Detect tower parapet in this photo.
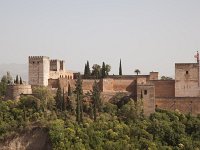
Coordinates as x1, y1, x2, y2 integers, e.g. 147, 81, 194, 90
29, 56, 50, 86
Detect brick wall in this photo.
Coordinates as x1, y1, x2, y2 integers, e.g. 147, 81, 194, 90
151, 80, 175, 98
156, 97, 200, 115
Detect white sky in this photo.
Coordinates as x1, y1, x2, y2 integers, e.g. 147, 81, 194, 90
0, 0, 199, 77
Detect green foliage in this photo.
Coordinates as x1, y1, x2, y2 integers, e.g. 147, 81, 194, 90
0, 72, 13, 97
84, 61, 91, 79
0, 85, 199, 150
91, 80, 101, 121
75, 73, 83, 124
55, 83, 63, 111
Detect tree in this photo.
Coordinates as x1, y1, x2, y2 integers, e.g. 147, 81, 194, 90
16, 75, 19, 84
0, 72, 13, 96
84, 64, 87, 78
20, 77, 23, 84
75, 73, 83, 124
102, 62, 106, 78
6, 72, 12, 84
32, 86, 55, 111
161, 76, 173, 80
84, 61, 91, 79
119, 59, 122, 75
92, 64, 101, 79
105, 64, 111, 76
134, 69, 141, 76
86, 61, 91, 77
91, 80, 101, 121
56, 83, 62, 111
0, 76, 8, 96
68, 83, 72, 96
62, 88, 66, 111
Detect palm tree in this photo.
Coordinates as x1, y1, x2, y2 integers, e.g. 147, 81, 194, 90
134, 69, 141, 76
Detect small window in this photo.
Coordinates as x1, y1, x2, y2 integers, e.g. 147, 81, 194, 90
37, 61, 39, 64
186, 71, 189, 74
144, 90, 147, 95
33, 61, 35, 64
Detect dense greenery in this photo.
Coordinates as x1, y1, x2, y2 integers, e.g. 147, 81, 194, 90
83, 61, 111, 79
0, 79, 200, 149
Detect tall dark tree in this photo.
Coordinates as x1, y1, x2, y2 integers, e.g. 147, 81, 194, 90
84, 61, 91, 79
55, 83, 62, 111
68, 83, 72, 96
91, 80, 101, 121
101, 62, 106, 78
20, 77, 23, 84
86, 61, 91, 77
119, 59, 122, 75
62, 88, 66, 111
84, 64, 87, 78
75, 73, 83, 124
16, 75, 19, 84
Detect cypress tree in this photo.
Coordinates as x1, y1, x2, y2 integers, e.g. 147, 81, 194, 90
16, 75, 19, 84
63, 88, 66, 111
119, 59, 122, 75
75, 73, 83, 124
92, 80, 101, 121
56, 83, 62, 111
20, 77, 23, 84
84, 64, 87, 78
102, 62, 106, 78
86, 61, 91, 77
68, 83, 72, 96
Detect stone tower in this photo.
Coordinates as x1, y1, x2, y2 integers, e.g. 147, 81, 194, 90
29, 56, 50, 86
175, 63, 200, 97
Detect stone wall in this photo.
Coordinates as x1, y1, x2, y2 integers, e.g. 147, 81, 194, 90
5, 84, 32, 100
113, 79, 136, 92
156, 97, 200, 115
151, 80, 175, 98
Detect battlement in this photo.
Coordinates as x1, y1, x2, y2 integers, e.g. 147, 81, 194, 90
29, 56, 49, 59
50, 59, 60, 62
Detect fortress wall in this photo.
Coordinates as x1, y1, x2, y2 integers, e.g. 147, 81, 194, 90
113, 79, 135, 92
151, 80, 175, 98
82, 80, 98, 92
156, 97, 200, 115
6, 85, 32, 100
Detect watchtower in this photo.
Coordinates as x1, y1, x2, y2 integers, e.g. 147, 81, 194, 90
28, 56, 50, 86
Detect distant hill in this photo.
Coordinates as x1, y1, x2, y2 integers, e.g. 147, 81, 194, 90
0, 63, 28, 82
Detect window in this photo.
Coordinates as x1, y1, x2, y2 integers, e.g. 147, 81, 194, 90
144, 90, 147, 95
33, 61, 35, 64
186, 71, 189, 74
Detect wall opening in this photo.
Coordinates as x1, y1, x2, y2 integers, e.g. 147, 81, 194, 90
186, 71, 189, 74
144, 90, 147, 95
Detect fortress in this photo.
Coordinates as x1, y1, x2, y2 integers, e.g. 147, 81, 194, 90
5, 55, 200, 116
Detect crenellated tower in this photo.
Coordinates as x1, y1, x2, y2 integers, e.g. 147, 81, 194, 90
29, 56, 50, 86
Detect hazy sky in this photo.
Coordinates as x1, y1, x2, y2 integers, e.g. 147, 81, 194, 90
0, 0, 199, 77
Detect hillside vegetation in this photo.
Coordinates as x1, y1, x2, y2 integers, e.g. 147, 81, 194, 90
0, 75, 200, 149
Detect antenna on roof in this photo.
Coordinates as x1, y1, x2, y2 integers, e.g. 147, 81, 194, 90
194, 51, 199, 63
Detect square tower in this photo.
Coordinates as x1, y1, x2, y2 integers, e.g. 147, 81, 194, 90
29, 56, 50, 86
175, 63, 200, 97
